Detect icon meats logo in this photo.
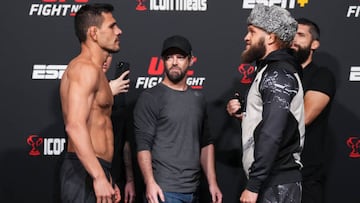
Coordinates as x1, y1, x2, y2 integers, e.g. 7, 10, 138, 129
347, 137, 360, 158
238, 64, 255, 84
29, 0, 88, 17
27, 135, 66, 156
135, 57, 205, 89
136, 0, 207, 11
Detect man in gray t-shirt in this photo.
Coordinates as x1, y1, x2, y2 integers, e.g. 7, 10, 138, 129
134, 35, 222, 203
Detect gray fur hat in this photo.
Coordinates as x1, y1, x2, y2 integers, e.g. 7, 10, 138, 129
247, 4, 297, 42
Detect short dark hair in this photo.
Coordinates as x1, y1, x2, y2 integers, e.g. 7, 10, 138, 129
296, 18, 320, 41
74, 3, 114, 42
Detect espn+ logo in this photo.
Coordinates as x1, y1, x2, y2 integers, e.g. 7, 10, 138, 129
32, 64, 66, 80
242, 0, 309, 9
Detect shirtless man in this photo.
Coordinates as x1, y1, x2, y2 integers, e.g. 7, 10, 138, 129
59, 3, 122, 203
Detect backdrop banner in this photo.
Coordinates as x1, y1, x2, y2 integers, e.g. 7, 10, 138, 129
1, 1, 359, 202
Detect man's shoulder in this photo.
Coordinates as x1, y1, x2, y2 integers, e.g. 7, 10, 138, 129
305, 63, 335, 81
268, 60, 298, 73
68, 57, 98, 72
64, 58, 101, 81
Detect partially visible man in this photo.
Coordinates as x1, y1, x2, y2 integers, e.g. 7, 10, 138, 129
59, 3, 122, 202
292, 18, 336, 203
103, 54, 136, 203
227, 4, 305, 203
134, 35, 222, 203
104, 55, 137, 203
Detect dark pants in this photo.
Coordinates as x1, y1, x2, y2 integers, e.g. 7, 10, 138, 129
301, 180, 323, 203
258, 182, 302, 203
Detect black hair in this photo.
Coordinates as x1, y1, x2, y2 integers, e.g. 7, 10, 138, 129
296, 18, 320, 41
74, 3, 114, 43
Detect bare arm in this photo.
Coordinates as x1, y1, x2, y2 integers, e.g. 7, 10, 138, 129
200, 144, 222, 203
304, 90, 330, 125
123, 141, 136, 203
137, 150, 164, 203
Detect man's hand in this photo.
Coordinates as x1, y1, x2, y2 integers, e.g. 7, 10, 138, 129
209, 184, 223, 203
226, 99, 243, 120
145, 181, 164, 203
93, 176, 118, 203
109, 70, 130, 96
124, 180, 136, 203
239, 189, 258, 203
113, 184, 121, 203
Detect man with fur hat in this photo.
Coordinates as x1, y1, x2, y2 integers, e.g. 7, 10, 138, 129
226, 4, 305, 203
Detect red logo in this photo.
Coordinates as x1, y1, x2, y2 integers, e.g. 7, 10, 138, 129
148, 56, 196, 77
136, 0, 147, 11
346, 137, 360, 158
135, 56, 203, 89
238, 64, 255, 84
27, 135, 43, 156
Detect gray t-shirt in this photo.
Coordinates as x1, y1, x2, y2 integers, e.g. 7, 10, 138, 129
134, 83, 212, 193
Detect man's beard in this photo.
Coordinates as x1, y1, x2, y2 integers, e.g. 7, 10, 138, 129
241, 38, 266, 63
293, 45, 311, 65
165, 66, 187, 84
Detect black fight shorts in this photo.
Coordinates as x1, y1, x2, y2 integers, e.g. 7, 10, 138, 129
59, 152, 113, 203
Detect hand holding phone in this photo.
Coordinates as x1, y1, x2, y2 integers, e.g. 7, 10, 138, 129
114, 61, 130, 80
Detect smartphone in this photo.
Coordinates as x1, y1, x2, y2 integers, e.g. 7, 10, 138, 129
114, 61, 130, 80
233, 92, 245, 114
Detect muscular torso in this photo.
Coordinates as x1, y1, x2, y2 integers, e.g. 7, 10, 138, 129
60, 56, 114, 162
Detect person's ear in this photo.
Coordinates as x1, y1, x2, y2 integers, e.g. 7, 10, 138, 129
311, 40, 320, 50
267, 33, 277, 45
89, 26, 98, 41
189, 56, 195, 66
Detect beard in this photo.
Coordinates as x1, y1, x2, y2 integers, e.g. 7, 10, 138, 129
293, 44, 311, 65
165, 66, 187, 84
241, 37, 266, 63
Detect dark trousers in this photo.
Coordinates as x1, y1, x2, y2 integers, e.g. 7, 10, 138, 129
301, 180, 323, 203
258, 182, 302, 203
